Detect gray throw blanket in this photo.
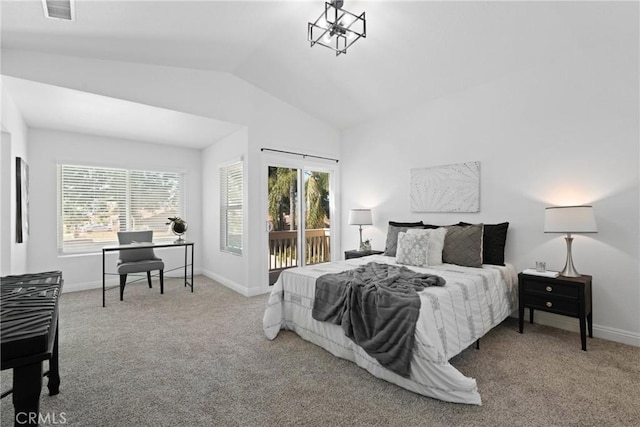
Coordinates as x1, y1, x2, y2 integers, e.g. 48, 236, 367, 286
312, 262, 446, 378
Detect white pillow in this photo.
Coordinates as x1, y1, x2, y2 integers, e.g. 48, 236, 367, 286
395, 232, 429, 268
407, 227, 447, 265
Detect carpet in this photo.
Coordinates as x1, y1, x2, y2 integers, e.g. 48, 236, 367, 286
1, 276, 639, 426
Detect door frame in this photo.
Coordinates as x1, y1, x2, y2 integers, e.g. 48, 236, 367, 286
260, 152, 340, 288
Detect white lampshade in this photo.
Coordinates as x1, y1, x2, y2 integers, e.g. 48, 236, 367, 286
348, 209, 372, 226
544, 206, 597, 233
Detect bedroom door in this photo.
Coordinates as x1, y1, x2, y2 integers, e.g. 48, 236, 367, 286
267, 165, 333, 285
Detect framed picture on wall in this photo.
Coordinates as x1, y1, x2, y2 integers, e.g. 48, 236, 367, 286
410, 161, 480, 213
16, 156, 29, 243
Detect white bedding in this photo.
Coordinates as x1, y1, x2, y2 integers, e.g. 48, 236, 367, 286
262, 254, 518, 405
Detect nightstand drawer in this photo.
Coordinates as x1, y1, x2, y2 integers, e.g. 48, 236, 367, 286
524, 294, 579, 316
524, 281, 579, 298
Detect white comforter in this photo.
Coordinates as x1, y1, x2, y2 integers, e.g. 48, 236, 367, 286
262, 255, 518, 405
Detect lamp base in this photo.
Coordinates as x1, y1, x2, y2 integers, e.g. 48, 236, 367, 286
560, 234, 581, 277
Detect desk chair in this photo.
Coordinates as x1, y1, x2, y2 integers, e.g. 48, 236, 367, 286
117, 231, 164, 301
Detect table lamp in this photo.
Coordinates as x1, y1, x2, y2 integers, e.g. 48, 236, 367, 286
544, 205, 597, 277
348, 209, 372, 250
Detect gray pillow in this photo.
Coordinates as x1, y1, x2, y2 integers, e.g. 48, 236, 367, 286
442, 224, 483, 267
384, 224, 425, 256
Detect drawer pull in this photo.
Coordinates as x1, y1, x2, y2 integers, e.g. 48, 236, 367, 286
546, 286, 553, 292
546, 301, 553, 308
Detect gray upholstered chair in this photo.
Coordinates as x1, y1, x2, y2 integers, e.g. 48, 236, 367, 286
117, 231, 164, 301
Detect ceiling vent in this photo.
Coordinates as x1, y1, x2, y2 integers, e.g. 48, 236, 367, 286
41, 0, 75, 21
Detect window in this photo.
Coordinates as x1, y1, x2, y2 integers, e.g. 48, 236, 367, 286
57, 164, 183, 253
220, 160, 243, 254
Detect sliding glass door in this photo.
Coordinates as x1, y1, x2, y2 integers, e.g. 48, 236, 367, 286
303, 170, 331, 267
267, 166, 300, 285
266, 164, 333, 285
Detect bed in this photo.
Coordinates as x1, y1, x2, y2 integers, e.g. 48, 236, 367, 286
262, 223, 518, 405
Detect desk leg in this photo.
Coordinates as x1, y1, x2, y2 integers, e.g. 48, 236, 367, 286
191, 244, 194, 293
47, 321, 60, 395
102, 250, 106, 308
184, 245, 188, 288
13, 362, 42, 427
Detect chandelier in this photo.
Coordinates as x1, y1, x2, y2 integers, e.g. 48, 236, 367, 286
308, 0, 366, 56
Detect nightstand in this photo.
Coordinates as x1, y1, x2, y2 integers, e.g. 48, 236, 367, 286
344, 249, 384, 260
518, 273, 593, 351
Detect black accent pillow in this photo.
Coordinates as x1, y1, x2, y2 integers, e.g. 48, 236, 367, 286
423, 223, 456, 229
389, 221, 424, 227
384, 222, 425, 256
459, 222, 509, 266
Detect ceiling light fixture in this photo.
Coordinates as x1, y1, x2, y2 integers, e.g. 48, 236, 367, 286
308, 0, 366, 56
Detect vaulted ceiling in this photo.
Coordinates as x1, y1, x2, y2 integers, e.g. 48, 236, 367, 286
1, 1, 628, 143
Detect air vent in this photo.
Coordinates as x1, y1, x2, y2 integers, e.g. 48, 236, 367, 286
41, 0, 75, 21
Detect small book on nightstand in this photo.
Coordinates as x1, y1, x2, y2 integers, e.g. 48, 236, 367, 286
522, 268, 560, 278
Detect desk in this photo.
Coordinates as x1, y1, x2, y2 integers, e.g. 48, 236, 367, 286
1, 271, 62, 427
102, 241, 194, 307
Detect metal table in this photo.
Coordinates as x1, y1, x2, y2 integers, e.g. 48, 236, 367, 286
102, 241, 194, 307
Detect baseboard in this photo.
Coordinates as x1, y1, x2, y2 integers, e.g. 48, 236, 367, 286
248, 286, 272, 297
594, 324, 640, 347
200, 269, 246, 295
200, 269, 271, 297
522, 309, 640, 347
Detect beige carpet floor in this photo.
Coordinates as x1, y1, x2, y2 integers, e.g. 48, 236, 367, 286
1, 276, 639, 426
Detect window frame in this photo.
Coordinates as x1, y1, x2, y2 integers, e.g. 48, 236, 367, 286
220, 159, 243, 255
57, 162, 185, 254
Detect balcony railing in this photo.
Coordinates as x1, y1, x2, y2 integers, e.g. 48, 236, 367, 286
269, 228, 330, 284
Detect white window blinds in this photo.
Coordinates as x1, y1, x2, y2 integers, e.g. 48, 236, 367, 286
57, 164, 183, 253
220, 161, 243, 254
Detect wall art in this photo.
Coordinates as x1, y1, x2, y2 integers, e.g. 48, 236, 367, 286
410, 161, 480, 212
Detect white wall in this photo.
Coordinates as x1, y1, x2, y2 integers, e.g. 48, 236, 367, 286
201, 127, 250, 294
26, 128, 203, 292
2, 50, 340, 295
1, 80, 29, 275
0, 131, 10, 275
341, 34, 639, 345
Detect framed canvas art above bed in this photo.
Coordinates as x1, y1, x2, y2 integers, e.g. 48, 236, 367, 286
410, 161, 480, 212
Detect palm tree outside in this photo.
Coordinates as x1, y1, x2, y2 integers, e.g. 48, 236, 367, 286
267, 167, 331, 283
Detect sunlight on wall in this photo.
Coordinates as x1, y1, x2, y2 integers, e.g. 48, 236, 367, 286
348, 190, 390, 212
